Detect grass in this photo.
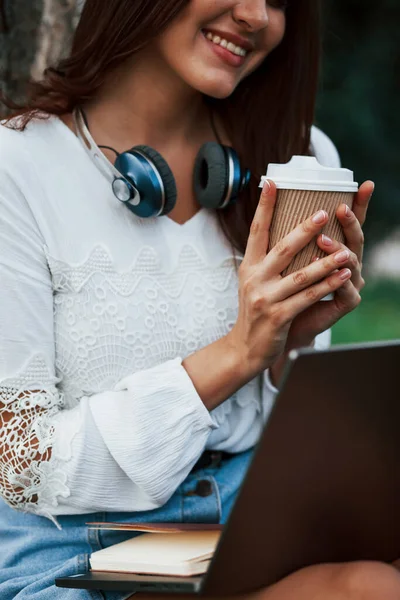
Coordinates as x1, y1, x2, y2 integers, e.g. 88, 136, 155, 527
331, 278, 400, 345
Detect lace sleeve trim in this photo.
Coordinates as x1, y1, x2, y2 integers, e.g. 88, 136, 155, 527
0, 355, 75, 527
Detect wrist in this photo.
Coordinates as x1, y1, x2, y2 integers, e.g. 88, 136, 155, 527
222, 331, 258, 386
269, 353, 288, 389
182, 333, 253, 411
224, 328, 267, 383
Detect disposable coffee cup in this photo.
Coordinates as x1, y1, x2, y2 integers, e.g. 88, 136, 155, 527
259, 156, 358, 300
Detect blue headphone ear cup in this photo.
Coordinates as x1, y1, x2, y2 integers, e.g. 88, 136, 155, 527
193, 142, 229, 209
134, 145, 177, 216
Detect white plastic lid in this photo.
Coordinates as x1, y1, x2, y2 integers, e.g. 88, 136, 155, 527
259, 156, 358, 192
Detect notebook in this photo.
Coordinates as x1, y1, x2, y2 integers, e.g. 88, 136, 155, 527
89, 528, 221, 577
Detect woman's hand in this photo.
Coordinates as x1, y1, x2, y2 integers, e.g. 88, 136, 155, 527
227, 181, 355, 380
280, 180, 374, 355
318, 180, 373, 290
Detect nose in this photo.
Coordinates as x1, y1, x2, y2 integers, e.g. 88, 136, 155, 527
232, 0, 269, 32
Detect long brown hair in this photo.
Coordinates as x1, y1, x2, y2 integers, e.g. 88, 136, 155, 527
1, 0, 321, 255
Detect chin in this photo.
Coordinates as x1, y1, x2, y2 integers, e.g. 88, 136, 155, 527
200, 86, 236, 99
202, 84, 237, 99
189, 73, 241, 99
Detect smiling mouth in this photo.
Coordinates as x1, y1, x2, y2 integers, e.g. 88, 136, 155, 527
202, 30, 250, 58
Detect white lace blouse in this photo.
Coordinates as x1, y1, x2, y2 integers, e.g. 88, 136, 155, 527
0, 117, 339, 525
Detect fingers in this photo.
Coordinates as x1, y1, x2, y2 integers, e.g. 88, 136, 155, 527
335, 200, 368, 268
329, 182, 373, 263
334, 207, 365, 261
271, 248, 352, 302
317, 231, 365, 292
277, 268, 354, 324
333, 181, 373, 267
264, 210, 329, 276
332, 279, 362, 317
318, 234, 359, 270
351, 180, 375, 227
245, 180, 277, 266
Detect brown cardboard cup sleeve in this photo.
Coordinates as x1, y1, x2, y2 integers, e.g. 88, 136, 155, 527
260, 157, 358, 278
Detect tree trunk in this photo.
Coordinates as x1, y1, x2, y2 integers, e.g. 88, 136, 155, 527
0, 0, 83, 113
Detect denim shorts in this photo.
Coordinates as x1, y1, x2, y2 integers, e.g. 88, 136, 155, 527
0, 449, 253, 600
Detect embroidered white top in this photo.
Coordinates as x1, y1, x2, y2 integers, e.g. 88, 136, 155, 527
0, 117, 339, 525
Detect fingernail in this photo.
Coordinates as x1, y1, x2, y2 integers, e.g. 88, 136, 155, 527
312, 256, 321, 262
312, 210, 327, 224
339, 269, 352, 280
262, 180, 271, 194
322, 234, 333, 246
369, 182, 375, 198
335, 250, 350, 263
345, 205, 351, 217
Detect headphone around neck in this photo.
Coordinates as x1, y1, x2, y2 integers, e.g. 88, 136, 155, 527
73, 107, 251, 218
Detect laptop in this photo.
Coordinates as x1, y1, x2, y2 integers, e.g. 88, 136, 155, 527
56, 339, 400, 596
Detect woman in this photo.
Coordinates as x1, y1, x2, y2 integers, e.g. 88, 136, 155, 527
0, 0, 398, 598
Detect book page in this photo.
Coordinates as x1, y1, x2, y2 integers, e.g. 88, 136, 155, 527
91, 530, 221, 566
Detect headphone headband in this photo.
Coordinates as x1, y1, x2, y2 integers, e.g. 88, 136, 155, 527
73, 107, 141, 207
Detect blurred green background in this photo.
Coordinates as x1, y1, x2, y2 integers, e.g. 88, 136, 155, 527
317, 0, 400, 344
1, 0, 399, 346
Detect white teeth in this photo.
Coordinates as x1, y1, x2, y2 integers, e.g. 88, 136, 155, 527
204, 31, 248, 57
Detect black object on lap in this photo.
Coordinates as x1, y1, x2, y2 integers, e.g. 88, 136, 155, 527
56, 340, 400, 597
